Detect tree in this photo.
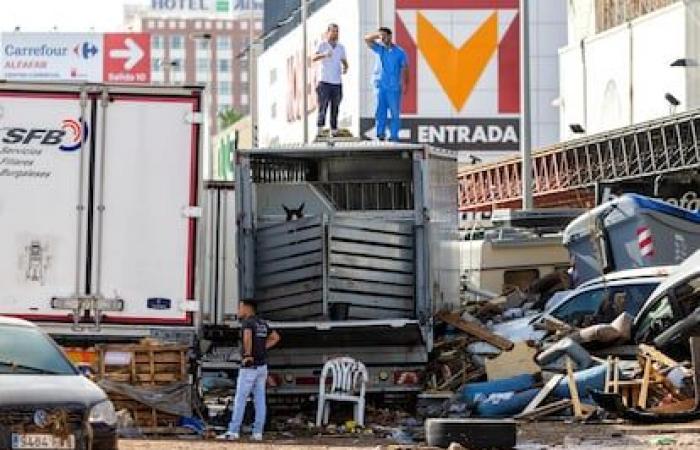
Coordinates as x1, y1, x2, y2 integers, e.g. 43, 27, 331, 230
218, 108, 244, 129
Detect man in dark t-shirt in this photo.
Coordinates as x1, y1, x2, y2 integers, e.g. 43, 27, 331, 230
219, 299, 280, 441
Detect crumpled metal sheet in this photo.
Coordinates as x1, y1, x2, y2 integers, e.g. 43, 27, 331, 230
98, 379, 192, 417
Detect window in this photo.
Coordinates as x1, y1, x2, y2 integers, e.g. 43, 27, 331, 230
205, 21, 213, 29
241, 94, 249, 105
197, 38, 210, 50
217, 36, 231, 51
0, 326, 77, 375
170, 35, 184, 50
178, 20, 186, 29
255, 20, 262, 31
218, 59, 231, 73
551, 289, 608, 327
151, 35, 164, 50
240, 20, 248, 31
218, 103, 231, 113
225, 22, 233, 30
157, 20, 165, 29
152, 58, 162, 72
218, 81, 231, 95
195, 20, 202, 29
635, 295, 674, 343
171, 58, 183, 72
147, 20, 155, 29
216, 21, 223, 30
196, 58, 210, 71
503, 269, 539, 294
168, 20, 176, 29
241, 70, 248, 83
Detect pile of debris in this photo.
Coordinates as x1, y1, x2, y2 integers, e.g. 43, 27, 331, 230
425, 305, 699, 423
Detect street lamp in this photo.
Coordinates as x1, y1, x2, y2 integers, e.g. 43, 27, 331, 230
665, 92, 680, 115
569, 123, 586, 134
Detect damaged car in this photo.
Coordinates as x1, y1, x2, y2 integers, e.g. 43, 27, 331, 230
0, 316, 117, 450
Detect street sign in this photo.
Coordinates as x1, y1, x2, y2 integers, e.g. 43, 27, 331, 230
103, 33, 150, 84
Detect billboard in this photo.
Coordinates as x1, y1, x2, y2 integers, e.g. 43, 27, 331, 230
1, 33, 103, 81
360, 0, 521, 151
1, 33, 151, 85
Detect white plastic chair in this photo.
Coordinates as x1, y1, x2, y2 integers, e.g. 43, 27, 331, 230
316, 356, 368, 427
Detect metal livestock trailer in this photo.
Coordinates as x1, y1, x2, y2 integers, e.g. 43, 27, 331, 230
235, 142, 460, 395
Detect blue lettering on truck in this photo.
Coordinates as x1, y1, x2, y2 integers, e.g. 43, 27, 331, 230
0, 119, 88, 151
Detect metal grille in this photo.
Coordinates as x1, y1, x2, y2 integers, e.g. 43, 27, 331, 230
313, 180, 414, 210
0, 407, 84, 428
458, 110, 700, 212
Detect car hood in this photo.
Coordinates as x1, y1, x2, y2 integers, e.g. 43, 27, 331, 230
0, 375, 106, 407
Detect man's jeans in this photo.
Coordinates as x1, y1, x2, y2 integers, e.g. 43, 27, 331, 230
317, 82, 343, 130
228, 365, 268, 435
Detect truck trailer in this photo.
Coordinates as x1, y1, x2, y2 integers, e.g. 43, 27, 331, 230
0, 82, 207, 340
234, 142, 460, 395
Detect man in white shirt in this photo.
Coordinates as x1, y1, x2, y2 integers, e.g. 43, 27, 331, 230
311, 23, 348, 138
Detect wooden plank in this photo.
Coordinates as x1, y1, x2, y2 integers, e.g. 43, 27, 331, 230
257, 239, 322, 263
330, 253, 414, 273
638, 344, 679, 368
520, 374, 565, 415
613, 357, 620, 394
256, 278, 323, 301
329, 266, 414, 285
257, 290, 323, 313
485, 342, 540, 381
332, 217, 413, 235
650, 398, 696, 413
329, 291, 414, 311
330, 240, 413, 260
346, 305, 413, 320
256, 216, 322, 236
256, 251, 322, 275
329, 278, 414, 298
256, 264, 322, 288
437, 312, 514, 351
604, 356, 613, 394
567, 357, 583, 419
256, 226, 321, 250
638, 356, 652, 409
516, 399, 572, 421
331, 227, 413, 248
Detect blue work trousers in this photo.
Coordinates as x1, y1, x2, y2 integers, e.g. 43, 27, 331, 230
375, 87, 402, 141
228, 365, 268, 435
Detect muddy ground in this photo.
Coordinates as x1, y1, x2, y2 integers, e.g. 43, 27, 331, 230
118, 420, 700, 449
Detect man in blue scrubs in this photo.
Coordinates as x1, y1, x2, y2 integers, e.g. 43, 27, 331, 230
364, 27, 409, 142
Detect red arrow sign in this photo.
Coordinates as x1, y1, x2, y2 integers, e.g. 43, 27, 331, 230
103, 33, 150, 84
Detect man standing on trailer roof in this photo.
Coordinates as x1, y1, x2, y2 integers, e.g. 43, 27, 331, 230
364, 27, 409, 142
312, 23, 348, 139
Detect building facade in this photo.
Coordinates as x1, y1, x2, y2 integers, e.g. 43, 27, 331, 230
125, 0, 263, 136
558, 0, 700, 139
256, 0, 567, 163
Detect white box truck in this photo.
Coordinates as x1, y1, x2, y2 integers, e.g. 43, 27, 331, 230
0, 82, 206, 339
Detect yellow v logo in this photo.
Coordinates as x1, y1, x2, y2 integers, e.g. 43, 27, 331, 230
417, 12, 498, 111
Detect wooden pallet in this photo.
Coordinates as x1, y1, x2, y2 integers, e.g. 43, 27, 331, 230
95, 342, 190, 428
95, 343, 189, 386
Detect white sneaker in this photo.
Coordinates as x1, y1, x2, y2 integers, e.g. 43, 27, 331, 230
252, 433, 263, 441
217, 432, 239, 440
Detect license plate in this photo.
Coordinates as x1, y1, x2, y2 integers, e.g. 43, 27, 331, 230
11, 434, 75, 449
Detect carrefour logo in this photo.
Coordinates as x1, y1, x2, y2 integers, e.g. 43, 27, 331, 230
74, 41, 99, 60
0, 118, 89, 152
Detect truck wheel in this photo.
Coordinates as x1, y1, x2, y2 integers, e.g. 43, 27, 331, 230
425, 418, 517, 449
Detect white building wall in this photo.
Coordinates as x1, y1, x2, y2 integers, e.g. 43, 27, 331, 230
559, 2, 689, 140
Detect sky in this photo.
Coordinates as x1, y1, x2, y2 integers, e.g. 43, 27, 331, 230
0, 0, 135, 32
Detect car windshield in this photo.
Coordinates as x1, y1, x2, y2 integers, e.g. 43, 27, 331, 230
549, 281, 659, 327
0, 325, 77, 375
